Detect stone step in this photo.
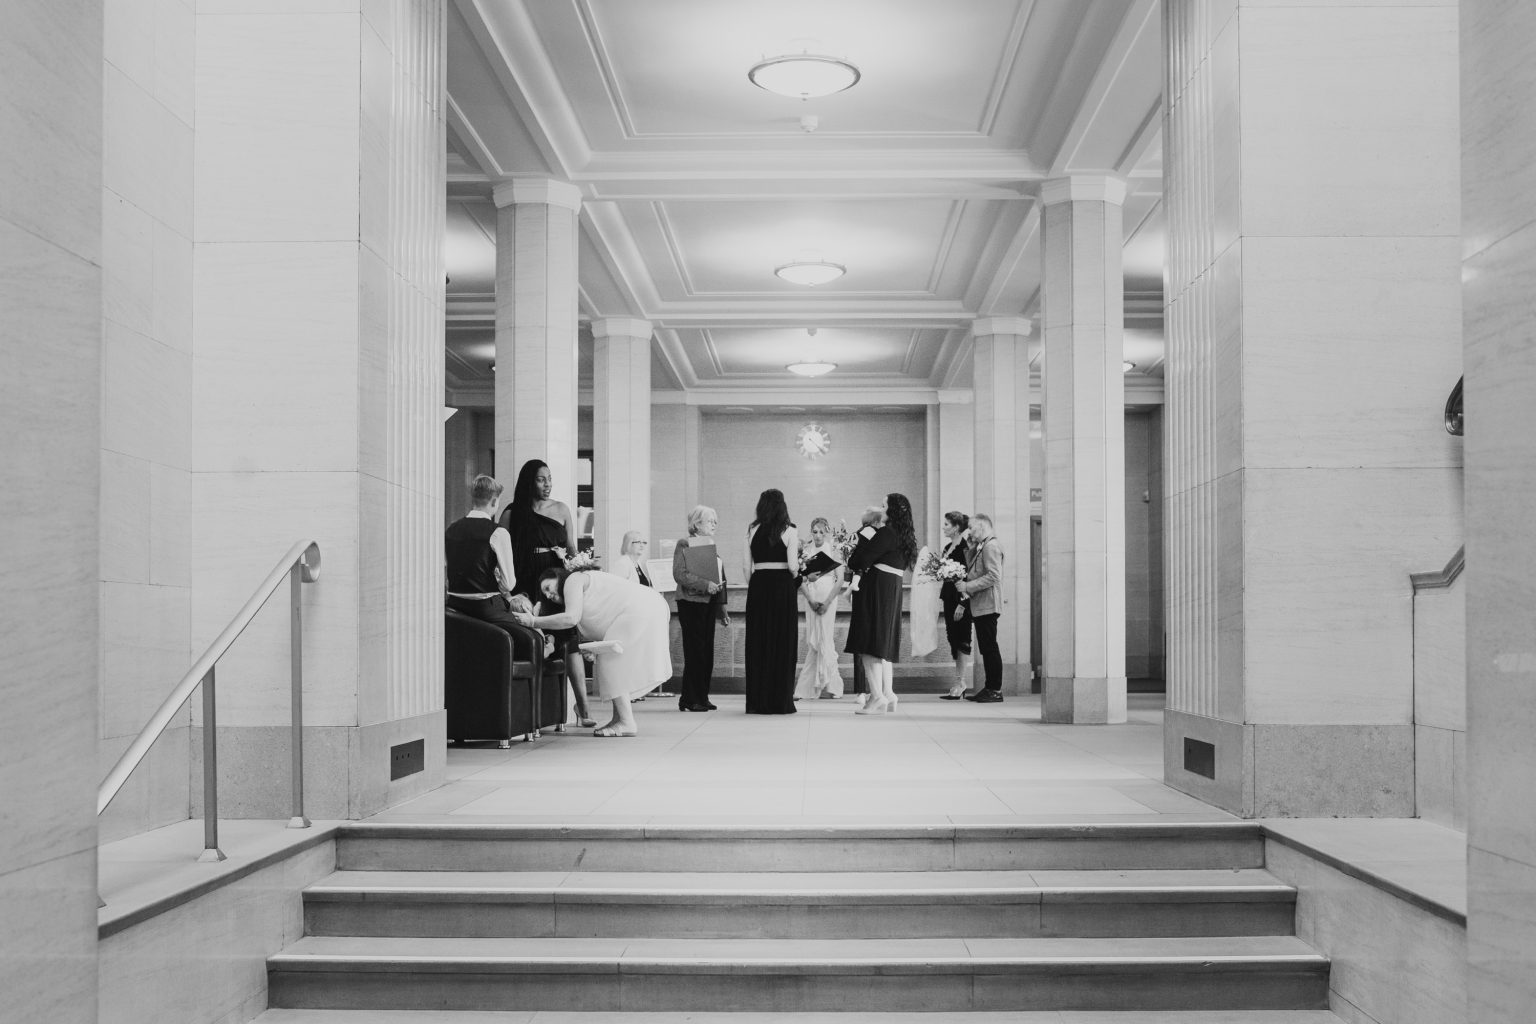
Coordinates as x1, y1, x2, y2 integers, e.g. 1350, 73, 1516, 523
336, 823, 1264, 874
266, 935, 1330, 1013
256, 1011, 1346, 1023
303, 868, 1297, 939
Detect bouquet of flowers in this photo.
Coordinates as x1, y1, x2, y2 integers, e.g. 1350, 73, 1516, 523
553, 546, 600, 571
830, 520, 859, 562
917, 549, 967, 584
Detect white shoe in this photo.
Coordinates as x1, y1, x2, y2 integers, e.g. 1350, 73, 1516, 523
854, 693, 868, 707
886, 694, 899, 713
855, 698, 889, 716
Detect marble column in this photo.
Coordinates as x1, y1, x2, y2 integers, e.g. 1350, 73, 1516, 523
1, 3, 102, 1019
1163, 1, 1461, 815
191, 0, 446, 819
1463, 1, 1536, 1018
970, 318, 1033, 692
493, 179, 581, 504
651, 401, 701, 549
1039, 176, 1128, 725
934, 391, 976, 533
592, 318, 653, 566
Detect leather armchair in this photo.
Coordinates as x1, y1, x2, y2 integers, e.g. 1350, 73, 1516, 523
445, 609, 565, 746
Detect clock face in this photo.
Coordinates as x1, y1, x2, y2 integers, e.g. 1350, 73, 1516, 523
795, 423, 831, 458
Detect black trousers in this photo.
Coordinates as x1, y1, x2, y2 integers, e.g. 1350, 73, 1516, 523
448, 594, 519, 633
676, 600, 716, 707
973, 612, 1002, 691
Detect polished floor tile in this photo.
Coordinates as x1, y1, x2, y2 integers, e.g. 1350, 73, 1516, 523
373, 694, 1232, 828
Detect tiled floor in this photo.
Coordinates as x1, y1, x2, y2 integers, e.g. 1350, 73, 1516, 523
373, 693, 1233, 826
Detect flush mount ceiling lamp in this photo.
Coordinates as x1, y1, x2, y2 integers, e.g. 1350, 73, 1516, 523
748, 53, 860, 99
787, 360, 837, 377
775, 259, 846, 286
1122, 360, 1136, 373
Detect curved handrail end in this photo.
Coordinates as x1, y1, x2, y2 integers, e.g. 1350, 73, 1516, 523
300, 541, 322, 583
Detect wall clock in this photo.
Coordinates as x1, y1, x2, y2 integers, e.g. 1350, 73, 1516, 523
795, 422, 831, 459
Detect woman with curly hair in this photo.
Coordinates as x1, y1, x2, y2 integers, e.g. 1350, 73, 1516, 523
845, 492, 918, 714
513, 565, 672, 737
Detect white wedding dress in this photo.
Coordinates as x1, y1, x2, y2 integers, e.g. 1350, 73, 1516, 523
794, 544, 844, 699
543, 571, 672, 700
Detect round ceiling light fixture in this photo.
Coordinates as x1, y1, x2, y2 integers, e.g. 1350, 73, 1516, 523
787, 360, 837, 377
748, 53, 860, 99
1122, 360, 1136, 373
775, 259, 846, 286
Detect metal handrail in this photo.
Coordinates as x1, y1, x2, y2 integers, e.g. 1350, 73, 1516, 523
98, 540, 321, 864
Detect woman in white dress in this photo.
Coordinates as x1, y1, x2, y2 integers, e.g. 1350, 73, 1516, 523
514, 567, 672, 737
794, 517, 845, 700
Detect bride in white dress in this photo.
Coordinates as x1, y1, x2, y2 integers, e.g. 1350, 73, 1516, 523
515, 566, 672, 736
794, 517, 845, 700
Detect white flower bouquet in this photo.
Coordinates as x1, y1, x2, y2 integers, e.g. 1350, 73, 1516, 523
917, 549, 967, 584
554, 546, 600, 572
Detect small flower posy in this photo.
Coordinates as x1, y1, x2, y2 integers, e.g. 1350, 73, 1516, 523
553, 546, 600, 572
917, 549, 967, 583
829, 520, 859, 562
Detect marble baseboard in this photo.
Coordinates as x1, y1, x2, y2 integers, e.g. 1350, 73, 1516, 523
190, 711, 445, 820
1163, 712, 1414, 818
1041, 676, 1129, 724
1163, 709, 1251, 816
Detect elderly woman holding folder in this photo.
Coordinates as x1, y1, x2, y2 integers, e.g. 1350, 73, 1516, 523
673, 505, 730, 712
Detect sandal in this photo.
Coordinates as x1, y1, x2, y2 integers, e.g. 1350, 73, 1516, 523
593, 726, 637, 738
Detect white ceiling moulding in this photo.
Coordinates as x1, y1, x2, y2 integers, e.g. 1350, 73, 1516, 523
460, 0, 590, 174
653, 389, 944, 408
571, 151, 1046, 181
582, 180, 1036, 203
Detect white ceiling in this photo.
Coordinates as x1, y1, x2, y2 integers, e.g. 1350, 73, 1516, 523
443, 0, 1166, 399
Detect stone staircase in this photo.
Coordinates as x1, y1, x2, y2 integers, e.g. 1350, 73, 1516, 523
261, 822, 1334, 1017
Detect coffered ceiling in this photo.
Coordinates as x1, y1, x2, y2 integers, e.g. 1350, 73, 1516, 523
443, 0, 1166, 399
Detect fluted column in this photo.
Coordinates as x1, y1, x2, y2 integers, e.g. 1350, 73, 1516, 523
1039, 176, 1127, 725
592, 318, 653, 567
1164, 1, 1460, 816
493, 179, 581, 501
971, 318, 1034, 690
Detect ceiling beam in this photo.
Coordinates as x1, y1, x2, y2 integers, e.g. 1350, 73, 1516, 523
1049, 0, 1161, 177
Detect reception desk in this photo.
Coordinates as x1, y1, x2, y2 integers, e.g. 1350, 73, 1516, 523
662, 585, 963, 693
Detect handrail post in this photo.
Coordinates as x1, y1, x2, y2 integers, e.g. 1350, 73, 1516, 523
288, 563, 311, 829
197, 667, 226, 863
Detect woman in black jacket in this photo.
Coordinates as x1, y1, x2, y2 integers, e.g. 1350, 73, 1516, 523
845, 492, 918, 715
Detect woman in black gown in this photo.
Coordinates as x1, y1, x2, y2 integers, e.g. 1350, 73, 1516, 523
846, 492, 918, 715
498, 459, 594, 726
937, 511, 974, 700
743, 488, 800, 715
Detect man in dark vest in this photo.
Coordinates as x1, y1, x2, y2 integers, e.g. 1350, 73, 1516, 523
445, 474, 523, 631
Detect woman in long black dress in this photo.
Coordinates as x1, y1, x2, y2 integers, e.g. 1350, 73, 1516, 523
743, 488, 800, 715
937, 511, 973, 700
498, 459, 594, 727
846, 492, 918, 715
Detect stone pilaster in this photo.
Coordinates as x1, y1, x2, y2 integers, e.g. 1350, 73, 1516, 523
1163, 0, 1460, 814
592, 318, 653, 567
971, 318, 1034, 691
492, 179, 582, 502
1039, 176, 1128, 725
